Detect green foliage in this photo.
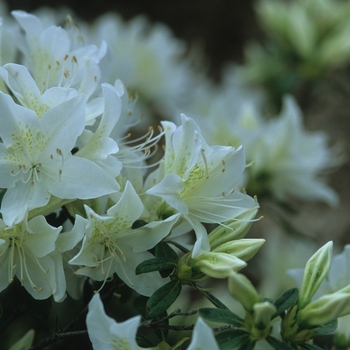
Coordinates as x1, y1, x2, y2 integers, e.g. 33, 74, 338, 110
215, 329, 251, 350
266, 336, 296, 350
146, 280, 182, 318
199, 289, 230, 310
273, 288, 299, 317
198, 308, 243, 327
135, 258, 177, 275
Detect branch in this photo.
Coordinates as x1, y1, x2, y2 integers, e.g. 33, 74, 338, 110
28, 331, 87, 350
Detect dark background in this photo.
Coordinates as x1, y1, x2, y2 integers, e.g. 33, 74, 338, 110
4, 0, 262, 79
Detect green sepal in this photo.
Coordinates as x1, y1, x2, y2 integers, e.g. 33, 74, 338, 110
215, 329, 250, 350
198, 308, 243, 327
266, 336, 296, 350
136, 257, 177, 275
315, 319, 337, 335
273, 288, 299, 317
146, 280, 182, 318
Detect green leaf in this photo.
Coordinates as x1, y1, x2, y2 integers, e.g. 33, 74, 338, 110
132, 219, 148, 229
315, 319, 337, 335
299, 344, 324, 350
167, 240, 190, 254
136, 257, 177, 275
136, 333, 155, 348
146, 280, 182, 318
0, 189, 6, 219
215, 329, 250, 350
155, 242, 178, 263
133, 295, 149, 317
198, 308, 243, 327
237, 338, 256, 350
273, 288, 299, 317
200, 289, 229, 310
266, 336, 296, 350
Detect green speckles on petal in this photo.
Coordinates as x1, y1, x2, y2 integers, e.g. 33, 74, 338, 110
111, 338, 133, 350
180, 163, 206, 198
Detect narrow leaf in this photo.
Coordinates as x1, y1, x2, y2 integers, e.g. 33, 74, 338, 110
273, 288, 299, 317
146, 280, 182, 318
266, 336, 295, 350
155, 242, 178, 262
198, 308, 243, 327
200, 290, 229, 310
299, 343, 324, 350
237, 338, 256, 350
136, 333, 155, 348
215, 329, 250, 350
136, 257, 176, 275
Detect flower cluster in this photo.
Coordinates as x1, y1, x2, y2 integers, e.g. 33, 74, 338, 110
0, 3, 347, 350
0, 9, 263, 349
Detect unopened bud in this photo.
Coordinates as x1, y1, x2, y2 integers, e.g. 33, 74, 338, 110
298, 292, 350, 327
228, 272, 261, 312
193, 252, 247, 279
299, 241, 333, 309
208, 208, 258, 250
253, 301, 277, 331
213, 238, 265, 262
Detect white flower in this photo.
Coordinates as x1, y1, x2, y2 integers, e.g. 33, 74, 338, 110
86, 293, 150, 350
146, 114, 258, 258
50, 217, 85, 302
0, 216, 60, 299
194, 88, 339, 205
75, 83, 122, 177
0, 91, 119, 225
187, 317, 220, 350
11, 10, 106, 121
87, 13, 194, 121
69, 181, 168, 296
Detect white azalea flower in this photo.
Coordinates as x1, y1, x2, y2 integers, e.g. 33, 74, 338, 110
146, 114, 258, 258
192, 81, 339, 205
11, 10, 106, 121
75, 83, 122, 177
0, 91, 119, 225
50, 216, 85, 302
87, 12, 194, 122
0, 216, 60, 299
187, 317, 219, 350
86, 293, 153, 350
69, 181, 168, 296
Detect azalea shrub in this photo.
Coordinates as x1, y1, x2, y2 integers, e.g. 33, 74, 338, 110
0, 3, 349, 350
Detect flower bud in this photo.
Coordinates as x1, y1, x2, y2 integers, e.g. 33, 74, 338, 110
253, 301, 277, 331
213, 238, 265, 262
298, 292, 350, 327
208, 208, 259, 250
228, 272, 261, 312
193, 252, 247, 279
299, 241, 333, 309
